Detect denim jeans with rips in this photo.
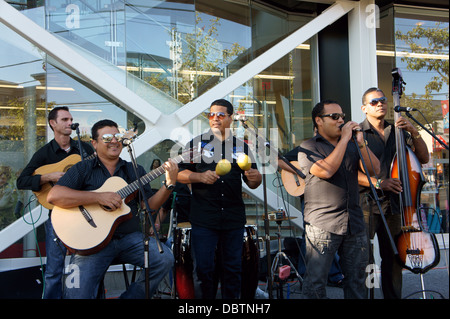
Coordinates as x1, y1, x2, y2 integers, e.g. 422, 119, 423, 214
301, 224, 368, 299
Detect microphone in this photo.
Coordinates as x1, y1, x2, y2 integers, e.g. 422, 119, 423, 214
71, 123, 79, 130
122, 138, 133, 146
232, 114, 247, 121
394, 106, 416, 112
339, 123, 362, 133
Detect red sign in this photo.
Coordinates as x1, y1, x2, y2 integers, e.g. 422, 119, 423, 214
433, 134, 448, 151
442, 100, 448, 133
262, 82, 271, 90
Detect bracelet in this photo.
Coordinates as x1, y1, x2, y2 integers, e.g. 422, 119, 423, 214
359, 140, 368, 149
412, 133, 421, 140
375, 179, 383, 190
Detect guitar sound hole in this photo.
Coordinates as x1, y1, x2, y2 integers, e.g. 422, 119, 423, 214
102, 205, 113, 212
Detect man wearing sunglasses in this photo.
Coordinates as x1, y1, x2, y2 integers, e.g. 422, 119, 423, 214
47, 119, 177, 298
16, 106, 94, 299
177, 99, 262, 299
297, 100, 380, 299
358, 88, 429, 299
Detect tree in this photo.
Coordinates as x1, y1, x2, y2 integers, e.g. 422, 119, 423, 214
179, 14, 247, 103
395, 22, 449, 124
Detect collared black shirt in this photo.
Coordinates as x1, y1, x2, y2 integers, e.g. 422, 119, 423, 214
16, 138, 94, 192
178, 130, 257, 230
359, 118, 413, 215
298, 134, 364, 235
55, 157, 152, 236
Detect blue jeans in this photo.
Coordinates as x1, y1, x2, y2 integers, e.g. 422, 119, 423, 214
297, 236, 344, 284
301, 224, 368, 299
43, 218, 67, 299
191, 225, 244, 299
64, 231, 174, 299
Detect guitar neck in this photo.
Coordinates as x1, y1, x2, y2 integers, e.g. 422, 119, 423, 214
117, 153, 186, 199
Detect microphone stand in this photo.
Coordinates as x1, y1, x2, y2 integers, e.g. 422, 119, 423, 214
124, 142, 164, 299
239, 117, 306, 297
168, 191, 178, 299
72, 123, 85, 161
238, 118, 274, 298
399, 111, 449, 150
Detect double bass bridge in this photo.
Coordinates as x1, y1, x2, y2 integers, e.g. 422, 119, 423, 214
406, 250, 423, 270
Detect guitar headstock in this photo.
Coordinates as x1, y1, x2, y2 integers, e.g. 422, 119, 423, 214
119, 128, 138, 145
124, 128, 138, 140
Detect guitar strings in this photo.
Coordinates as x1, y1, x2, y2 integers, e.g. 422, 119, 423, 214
117, 147, 202, 199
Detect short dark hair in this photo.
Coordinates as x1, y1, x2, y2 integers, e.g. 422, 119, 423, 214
362, 87, 385, 104
311, 100, 339, 130
210, 99, 234, 115
48, 106, 69, 131
91, 119, 118, 141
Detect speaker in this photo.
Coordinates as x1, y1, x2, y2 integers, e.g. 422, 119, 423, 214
0, 266, 43, 298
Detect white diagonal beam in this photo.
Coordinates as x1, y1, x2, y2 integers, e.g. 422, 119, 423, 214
174, 1, 357, 125
0, 0, 162, 126
129, 0, 357, 159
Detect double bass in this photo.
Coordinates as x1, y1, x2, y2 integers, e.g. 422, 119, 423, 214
390, 68, 440, 274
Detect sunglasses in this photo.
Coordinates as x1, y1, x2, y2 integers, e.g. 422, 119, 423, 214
320, 113, 346, 120
101, 133, 125, 143
207, 112, 228, 120
368, 97, 387, 106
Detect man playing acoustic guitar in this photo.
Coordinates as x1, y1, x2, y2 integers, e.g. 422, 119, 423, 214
16, 106, 94, 299
47, 119, 177, 298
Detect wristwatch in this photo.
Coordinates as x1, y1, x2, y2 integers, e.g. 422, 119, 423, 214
163, 180, 175, 190
375, 179, 383, 190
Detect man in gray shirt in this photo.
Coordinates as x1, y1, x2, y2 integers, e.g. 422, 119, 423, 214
298, 100, 380, 299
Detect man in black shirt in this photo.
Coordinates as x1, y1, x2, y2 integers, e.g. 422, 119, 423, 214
358, 87, 429, 298
47, 119, 177, 298
177, 99, 262, 299
16, 106, 94, 299
298, 100, 380, 299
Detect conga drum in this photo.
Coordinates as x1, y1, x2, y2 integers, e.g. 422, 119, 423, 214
173, 222, 195, 299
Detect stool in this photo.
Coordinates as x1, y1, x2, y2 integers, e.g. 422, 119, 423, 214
97, 263, 137, 299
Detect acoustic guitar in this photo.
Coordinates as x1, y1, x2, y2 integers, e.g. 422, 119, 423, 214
51, 147, 200, 255
33, 154, 93, 209
280, 161, 305, 197
32, 129, 136, 209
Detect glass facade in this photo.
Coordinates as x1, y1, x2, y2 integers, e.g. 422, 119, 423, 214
0, 1, 448, 265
